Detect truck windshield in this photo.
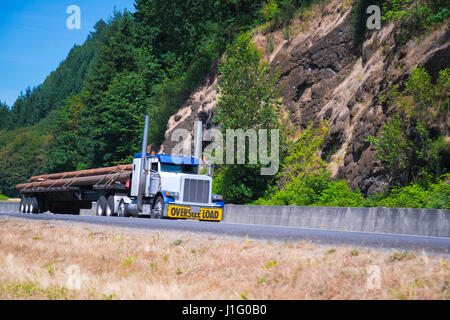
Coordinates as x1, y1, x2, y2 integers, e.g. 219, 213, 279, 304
160, 163, 198, 174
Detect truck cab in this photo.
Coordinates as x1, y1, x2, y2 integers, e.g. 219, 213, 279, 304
113, 152, 224, 221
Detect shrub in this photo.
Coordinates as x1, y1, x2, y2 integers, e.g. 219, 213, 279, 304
366, 116, 412, 184
366, 174, 450, 209
255, 170, 365, 207
427, 174, 450, 209
382, 0, 415, 23
374, 183, 431, 208
254, 121, 364, 207
315, 180, 365, 207
260, 0, 280, 22
404, 66, 449, 121
213, 165, 273, 204
257, 170, 331, 206
367, 67, 449, 186
382, 0, 450, 29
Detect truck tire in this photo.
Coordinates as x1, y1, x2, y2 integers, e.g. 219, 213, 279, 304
118, 199, 128, 217
30, 197, 39, 214
19, 198, 25, 213
24, 197, 31, 214
96, 196, 107, 216
152, 196, 164, 219
106, 196, 115, 217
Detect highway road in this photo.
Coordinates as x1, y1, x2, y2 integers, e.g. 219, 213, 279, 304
0, 211, 449, 254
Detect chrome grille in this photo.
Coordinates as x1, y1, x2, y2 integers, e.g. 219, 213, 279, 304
183, 178, 210, 203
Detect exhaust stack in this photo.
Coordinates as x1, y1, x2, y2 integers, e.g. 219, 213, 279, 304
193, 119, 202, 160
137, 114, 150, 212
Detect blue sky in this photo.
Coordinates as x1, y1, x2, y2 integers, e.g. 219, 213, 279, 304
0, 0, 136, 107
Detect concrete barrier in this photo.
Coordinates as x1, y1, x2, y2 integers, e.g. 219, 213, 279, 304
0, 201, 97, 216
223, 205, 450, 238
80, 202, 97, 216
1, 200, 448, 237
0, 201, 19, 213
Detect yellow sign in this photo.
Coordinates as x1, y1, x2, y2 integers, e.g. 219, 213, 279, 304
167, 205, 222, 221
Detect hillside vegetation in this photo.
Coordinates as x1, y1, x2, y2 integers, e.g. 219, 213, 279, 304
0, 0, 449, 209
0, 0, 266, 195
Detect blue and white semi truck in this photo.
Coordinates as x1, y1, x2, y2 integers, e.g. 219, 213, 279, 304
16, 115, 224, 221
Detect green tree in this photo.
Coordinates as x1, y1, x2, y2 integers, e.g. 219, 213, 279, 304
0, 128, 49, 197
256, 122, 329, 205
404, 66, 449, 120
46, 93, 98, 172
0, 102, 9, 129
96, 72, 150, 165
213, 32, 283, 203
84, 11, 138, 106
216, 32, 281, 131
366, 116, 413, 184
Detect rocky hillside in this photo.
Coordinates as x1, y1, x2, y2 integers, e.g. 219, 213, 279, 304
159, 0, 449, 195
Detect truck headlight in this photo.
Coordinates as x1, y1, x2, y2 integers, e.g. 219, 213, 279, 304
165, 191, 179, 199
211, 194, 223, 202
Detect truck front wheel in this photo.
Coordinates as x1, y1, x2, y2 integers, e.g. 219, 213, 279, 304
152, 196, 164, 219
118, 199, 128, 217
96, 196, 107, 216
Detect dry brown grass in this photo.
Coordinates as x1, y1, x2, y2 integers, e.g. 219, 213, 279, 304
0, 217, 448, 300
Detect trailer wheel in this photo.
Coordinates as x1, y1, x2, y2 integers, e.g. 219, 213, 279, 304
30, 197, 39, 214
118, 199, 128, 217
24, 198, 31, 214
96, 196, 107, 216
19, 198, 25, 213
152, 196, 164, 219
106, 196, 115, 217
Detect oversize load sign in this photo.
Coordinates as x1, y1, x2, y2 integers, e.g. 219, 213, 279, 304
168, 205, 222, 221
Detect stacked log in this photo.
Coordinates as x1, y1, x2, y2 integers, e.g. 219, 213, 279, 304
28, 164, 133, 182
16, 165, 133, 192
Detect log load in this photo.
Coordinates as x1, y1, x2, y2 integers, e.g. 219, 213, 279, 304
16, 165, 133, 192
28, 164, 133, 182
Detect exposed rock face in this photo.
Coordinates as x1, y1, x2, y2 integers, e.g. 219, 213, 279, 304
159, 74, 218, 156
159, 0, 449, 195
